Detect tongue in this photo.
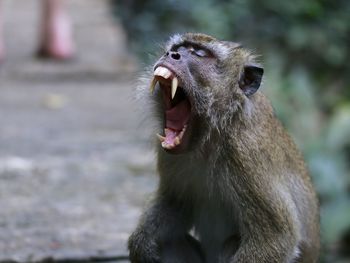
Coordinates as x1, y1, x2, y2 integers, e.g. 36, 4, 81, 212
165, 99, 191, 131
164, 128, 179, 146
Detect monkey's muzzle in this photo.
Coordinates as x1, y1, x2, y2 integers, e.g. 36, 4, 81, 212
150, 66, 191, 152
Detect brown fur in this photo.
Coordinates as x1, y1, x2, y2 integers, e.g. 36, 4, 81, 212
129, 33, 320, 263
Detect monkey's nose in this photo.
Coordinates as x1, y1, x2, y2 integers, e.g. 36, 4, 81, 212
167, 51, 181, 60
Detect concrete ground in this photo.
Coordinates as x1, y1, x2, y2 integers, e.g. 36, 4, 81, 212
0, 0, 157, 262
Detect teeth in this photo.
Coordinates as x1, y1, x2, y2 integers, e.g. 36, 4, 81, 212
171, 77, 178, 99
156, 133, 165, 142
150, 77, 157, 93
161, 136, 180, 149
154, 66, 172, 79
174, 137, 180, 146
153, 67, 161, 76
161, 141, 170, 149
159, 126, 186, 149
179, 126, 186, 138
153, 67, 179, 99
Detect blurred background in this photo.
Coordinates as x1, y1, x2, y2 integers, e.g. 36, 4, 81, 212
0, 0, 349, 262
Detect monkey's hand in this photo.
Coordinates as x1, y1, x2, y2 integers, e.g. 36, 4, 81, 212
128, 228, 161, 263
128, 197, 195, 263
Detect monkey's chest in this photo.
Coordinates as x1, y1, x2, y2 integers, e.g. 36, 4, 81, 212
193, 201, 239, 262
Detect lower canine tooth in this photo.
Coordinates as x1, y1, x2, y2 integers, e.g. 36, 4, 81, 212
179, 130, 185, 137
174, 137, 180, 145
162, 141, 175, 150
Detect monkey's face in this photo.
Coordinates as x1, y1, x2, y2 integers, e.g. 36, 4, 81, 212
149, 33, 263, 154
149, 36, 215, 154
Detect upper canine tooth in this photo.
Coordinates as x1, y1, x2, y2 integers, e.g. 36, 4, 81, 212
171, 77, 178, 99
150, 77, 157, 93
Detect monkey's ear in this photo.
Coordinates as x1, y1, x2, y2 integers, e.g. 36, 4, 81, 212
239, 65, 264, 96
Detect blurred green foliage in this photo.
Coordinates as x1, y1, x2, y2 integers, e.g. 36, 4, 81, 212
111, 0, 350, 261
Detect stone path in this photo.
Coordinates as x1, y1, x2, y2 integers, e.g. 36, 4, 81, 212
0, 0, 156, 262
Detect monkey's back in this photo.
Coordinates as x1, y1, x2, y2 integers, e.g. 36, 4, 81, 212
229, 91, 320, 261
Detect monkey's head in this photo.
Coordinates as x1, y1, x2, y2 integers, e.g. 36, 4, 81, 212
148, 33, 263, 154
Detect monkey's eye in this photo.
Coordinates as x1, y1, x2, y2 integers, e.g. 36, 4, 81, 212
174, 45, 211, 58
193, 48, 208, 57
187, 45, 209, 57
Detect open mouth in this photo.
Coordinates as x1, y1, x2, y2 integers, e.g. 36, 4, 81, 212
150, 66, 191, 152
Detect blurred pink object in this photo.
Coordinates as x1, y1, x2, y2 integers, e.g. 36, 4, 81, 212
0, 0, 75, 62
37, 0, 75, 60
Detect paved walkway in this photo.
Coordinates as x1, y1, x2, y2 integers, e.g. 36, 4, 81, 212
0, 1, 156, 262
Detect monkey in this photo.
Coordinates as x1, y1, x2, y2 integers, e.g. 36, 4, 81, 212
128, 33, 320, 263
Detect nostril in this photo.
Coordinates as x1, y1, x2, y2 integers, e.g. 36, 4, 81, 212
171, 52, 181, 60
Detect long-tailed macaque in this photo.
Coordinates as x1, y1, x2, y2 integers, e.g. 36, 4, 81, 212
128, 33, 320, 263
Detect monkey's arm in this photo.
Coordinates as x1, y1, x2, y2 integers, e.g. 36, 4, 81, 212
128, 195, 200, 263
230, 193, 300, 263
231, 232, 298, 263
